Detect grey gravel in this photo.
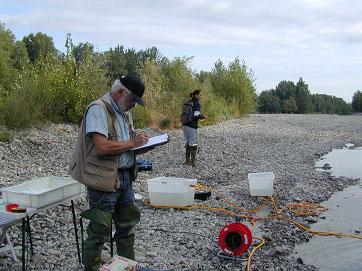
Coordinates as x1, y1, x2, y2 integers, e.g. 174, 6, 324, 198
0, 114, 361, 271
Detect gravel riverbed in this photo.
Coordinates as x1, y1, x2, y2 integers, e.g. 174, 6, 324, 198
0, 114, 361, 271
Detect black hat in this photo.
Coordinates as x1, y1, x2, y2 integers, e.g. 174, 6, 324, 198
119, 74, 145, 106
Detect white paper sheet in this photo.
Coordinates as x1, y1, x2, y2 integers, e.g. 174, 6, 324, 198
132, 133, 169, 150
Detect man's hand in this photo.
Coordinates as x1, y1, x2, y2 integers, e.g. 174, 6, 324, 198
92, 132, 149, 156
132, 133, 149, 148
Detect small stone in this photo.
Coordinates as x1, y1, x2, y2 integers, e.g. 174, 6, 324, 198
293, 197, 302, 202
297, 257, 304, 264
27, 138, 43, 146
205, 244, 214, 251
31, 254, 45, 265
305, 217, 318, 223
262, 232, 272, 241
146, 251, 158, 258
269, 246, 283, 257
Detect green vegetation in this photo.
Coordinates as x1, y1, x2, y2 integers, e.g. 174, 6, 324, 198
352, 90, 362, 112
258, 78, 353, 115
0, 22, 257, 129
0, 131, 13, 142
0, 22, 359, 129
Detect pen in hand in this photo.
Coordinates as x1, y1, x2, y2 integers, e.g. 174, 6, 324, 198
132, 133, 149, 148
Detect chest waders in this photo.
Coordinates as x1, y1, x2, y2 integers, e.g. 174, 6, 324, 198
81, 204, 141, 271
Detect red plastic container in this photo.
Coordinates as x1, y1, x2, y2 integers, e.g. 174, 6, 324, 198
6, 203, 19, 212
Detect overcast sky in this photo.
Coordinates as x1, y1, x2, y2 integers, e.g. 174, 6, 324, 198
1, 0, 361, 102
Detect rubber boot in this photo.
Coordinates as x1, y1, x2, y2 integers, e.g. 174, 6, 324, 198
184, 144, 191, 165
81, 208, 113, 271
113, 204, 141, 260
190, 145, 198, 167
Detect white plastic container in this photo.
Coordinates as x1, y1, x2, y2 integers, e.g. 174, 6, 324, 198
2, 176, 84, 208
248, 172, 274, 196
147, 177, 197, 207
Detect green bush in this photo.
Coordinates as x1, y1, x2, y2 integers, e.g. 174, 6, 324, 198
0, 28, 260, 129
0, 131, 14, 142
0, 51, 108, 127
0, 69, 46, 128
132, 106, 153, 128
211, 58, 257, 116
159, 118, 171, 129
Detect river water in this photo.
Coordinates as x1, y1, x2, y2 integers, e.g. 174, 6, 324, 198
294, 145, 362, 271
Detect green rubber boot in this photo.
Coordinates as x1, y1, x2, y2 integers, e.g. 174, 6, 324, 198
81, 208, 113, 271
190, 145, 198, 167
113, 204, 141, 260
184, 144, 191, 165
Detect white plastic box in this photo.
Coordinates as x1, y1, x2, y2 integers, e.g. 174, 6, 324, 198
248, 172, 274, 196
2, 176, 84, 208
147, 177, 197, 207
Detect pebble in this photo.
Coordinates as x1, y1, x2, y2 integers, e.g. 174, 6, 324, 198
269, 246, 283, 257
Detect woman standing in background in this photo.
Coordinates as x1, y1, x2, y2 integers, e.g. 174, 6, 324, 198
182, 89, 208, 167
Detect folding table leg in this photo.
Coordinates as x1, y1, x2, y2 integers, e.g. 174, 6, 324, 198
26, 215, 34, 255
5, 233, 18, 261
71, 200, 81, 263
22, 218, 25, 271
0, 226, 18, 262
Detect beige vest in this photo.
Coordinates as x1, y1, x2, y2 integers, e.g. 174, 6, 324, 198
68, 94, 120, 192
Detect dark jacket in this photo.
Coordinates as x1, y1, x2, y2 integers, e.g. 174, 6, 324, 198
183, 98, 205, 129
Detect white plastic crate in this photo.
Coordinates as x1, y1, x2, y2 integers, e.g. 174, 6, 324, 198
248, 172, 274, 196
147, 177, 197, 207
2, 176, 84, 208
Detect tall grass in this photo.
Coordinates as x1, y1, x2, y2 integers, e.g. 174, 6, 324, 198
0, 55, 257, 129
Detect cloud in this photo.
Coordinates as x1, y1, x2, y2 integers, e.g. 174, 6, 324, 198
0, 0, 361, 101
2, 0, 362, 49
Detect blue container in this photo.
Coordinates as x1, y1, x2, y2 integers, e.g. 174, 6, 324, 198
136, 159, 153, 171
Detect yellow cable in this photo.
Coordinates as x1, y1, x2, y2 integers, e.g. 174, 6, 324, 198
247, 237, 265, 271
267, 196, 362, 240
144, 200, 251, 220
196, 183, 269, 214
145, 183, 362, 271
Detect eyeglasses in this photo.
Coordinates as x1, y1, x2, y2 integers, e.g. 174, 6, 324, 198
124, 89, 136, 102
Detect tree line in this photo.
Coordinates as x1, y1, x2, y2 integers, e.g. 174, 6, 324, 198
0, 22, 257, 128
0, 22, 360, 129
258, 79, 359, 115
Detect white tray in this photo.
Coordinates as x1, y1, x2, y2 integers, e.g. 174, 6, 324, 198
2, 176, 84, 208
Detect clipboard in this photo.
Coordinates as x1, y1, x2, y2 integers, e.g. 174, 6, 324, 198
131, 133, 169, 151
